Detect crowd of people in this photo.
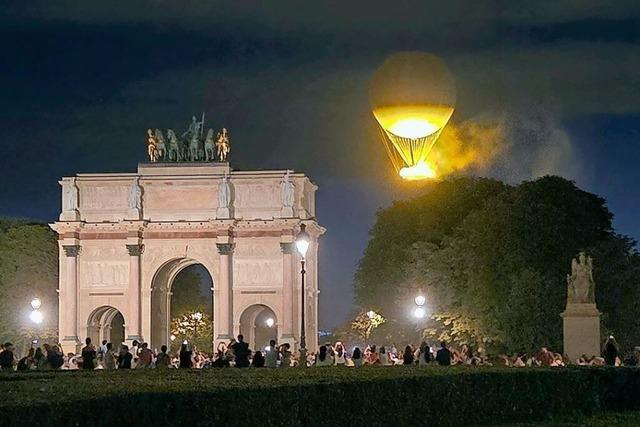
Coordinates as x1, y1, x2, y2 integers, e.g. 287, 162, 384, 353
0, 334, 634, 371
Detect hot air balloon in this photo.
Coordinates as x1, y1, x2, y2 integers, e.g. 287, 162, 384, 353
369, 52, 456, 180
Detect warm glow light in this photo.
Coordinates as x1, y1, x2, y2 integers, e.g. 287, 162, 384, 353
193, 312, 203, 321
414, 307, 426, 319
373, 105, 453, 139
414, 295, 426, 307
170, 334, 176, 341
266, 317, 275, 327
366, 310, 376, 319
296, 224, 310, 258
399, 161, 437, 180
30, 310, 43, 324
30, 298, 41, 310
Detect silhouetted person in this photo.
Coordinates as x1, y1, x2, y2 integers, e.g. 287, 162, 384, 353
251, 350, 265, 367
118, 345, 133, 369
179, 343, 193, 368
231, 335, 250, 368
436, 341, 452, 366
156, 345, 170, 368
81, 337, 96, 370
402, 345, 414, 365
604, 336, 619, 366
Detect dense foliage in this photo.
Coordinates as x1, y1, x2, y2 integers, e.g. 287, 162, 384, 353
354, 177, 640, 352
1, 367, 639, 426
0, 219, 58, 352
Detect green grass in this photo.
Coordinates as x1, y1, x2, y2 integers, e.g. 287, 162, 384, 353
1, 366, 639, 426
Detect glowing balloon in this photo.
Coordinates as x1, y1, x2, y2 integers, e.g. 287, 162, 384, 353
370, 52, 456, 180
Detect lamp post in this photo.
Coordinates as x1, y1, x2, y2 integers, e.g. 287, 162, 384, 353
413, 293, 426, 342
295, 223, 310, 366
30, 298, 43, 325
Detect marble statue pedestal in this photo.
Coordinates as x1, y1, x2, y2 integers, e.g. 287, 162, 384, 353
561, 303, 601, 362
216, 207, 231, 219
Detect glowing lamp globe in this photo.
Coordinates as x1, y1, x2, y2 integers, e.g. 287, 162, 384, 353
30, 310, 43, 324
266, 317, 275, 327
370, 51, 456, 180
30, 298, 42, 310
295, 224, 310, 258
414, 295, 426, 307
414, 307, 426, 319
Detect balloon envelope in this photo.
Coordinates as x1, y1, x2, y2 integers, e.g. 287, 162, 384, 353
369, 52, 456, 180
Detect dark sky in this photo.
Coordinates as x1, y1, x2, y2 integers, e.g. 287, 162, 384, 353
1, 1, 639, 330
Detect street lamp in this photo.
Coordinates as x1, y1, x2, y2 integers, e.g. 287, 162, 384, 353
266, 317, 275, 328
295, 223, 310, 366
414, 295, 426, 307
413, 293, 426, 342
414, 307, 426, 319
30, 298, 43, 324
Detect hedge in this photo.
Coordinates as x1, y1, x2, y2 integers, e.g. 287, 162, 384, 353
1, 366, 639, 426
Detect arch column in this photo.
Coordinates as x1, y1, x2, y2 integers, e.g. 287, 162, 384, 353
60, 244, 81, 354
280, 242, 296, 346
216, 243, 234, 342
126, 244, 144, 343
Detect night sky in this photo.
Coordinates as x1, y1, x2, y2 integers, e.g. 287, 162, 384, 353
2, 2, 639, 330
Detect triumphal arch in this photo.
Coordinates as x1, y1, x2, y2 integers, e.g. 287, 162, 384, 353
51, 120, 324, 354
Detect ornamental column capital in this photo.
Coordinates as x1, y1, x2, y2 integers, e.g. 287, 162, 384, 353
216, 243, 235, 255
62, 245, 81, 257
126, 244, 144, 256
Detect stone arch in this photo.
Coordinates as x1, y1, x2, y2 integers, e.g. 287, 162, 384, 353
239, 304, 278, 351
87, 306, 125, 349
150, 257, 214, 350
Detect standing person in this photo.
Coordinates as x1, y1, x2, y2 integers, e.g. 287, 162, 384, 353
436, 341, 452, 366
265, 340, 279, 368
279, 343, 292, 368
352, 347, 363, 368
103, 343, 116, 370
137, 343, 154, 368
155, 345, 171, 369
117, 345, 133, 369
231, 335, 250, 368
81, 337, 97, 370
131, 340, 140, 368
0, 342, 15, 371
402, 345, 415, 365
334, 343, 346, 366
379, 346, 389, 366
604, 335, 619, 366
47, 345, 64, 370
179, 343, 193, 368
251, 350, 265, 367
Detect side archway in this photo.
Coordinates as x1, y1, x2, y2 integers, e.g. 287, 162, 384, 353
87, 306, 125, 349
239, 304, 278, 351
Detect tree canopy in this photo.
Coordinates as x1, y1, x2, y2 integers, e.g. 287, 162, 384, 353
354, 176, 640, 353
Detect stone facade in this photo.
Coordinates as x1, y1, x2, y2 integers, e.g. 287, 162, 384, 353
50, 163, 324, 354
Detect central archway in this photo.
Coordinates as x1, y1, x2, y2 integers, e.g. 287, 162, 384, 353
87, 306, 125, 349
150, 258, 214, 352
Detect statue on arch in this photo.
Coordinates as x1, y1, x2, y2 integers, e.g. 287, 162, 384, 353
204, 129, 216, 162
129, 177, 142, 211
154, 129, 166, 161
166, 129, 181, 161
216, 128, 230, 162
281, 170, 295, 208
146, 129, 159, 162
63, 178, 79, 212
218, 173, 231, 208
566, 252, 596, 304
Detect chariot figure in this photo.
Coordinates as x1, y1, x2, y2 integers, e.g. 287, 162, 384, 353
146, 129, 159, 162
204, 129, 216, 162
154, 129, 166, 161
167, 129, 181, 161
216, 128, 230, 161
189, 131, 202, 161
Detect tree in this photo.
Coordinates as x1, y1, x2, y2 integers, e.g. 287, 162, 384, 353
0, 219, 58, 353
170, 311, 212, 352
354, 177, 640, 353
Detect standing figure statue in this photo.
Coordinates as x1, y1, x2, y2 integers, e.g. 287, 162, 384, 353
281, 170, 295, 208
166, 129, 181, 161
216, 128, 230, 161
129, 177, 142, 211
218, 173, 231, 209
204, 129, 216, 162
182, 116, 199, 140
146, 129, 159, 162
63, 178, 79, 212
566, 252, 596, 304
154, 129, 166, 161
189, 132, 201, 161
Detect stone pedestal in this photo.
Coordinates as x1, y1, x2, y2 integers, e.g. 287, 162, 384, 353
281, 206, 294, 218
561, 303, 601, 362
60, 210, 80, 221
216, 207, 231, 219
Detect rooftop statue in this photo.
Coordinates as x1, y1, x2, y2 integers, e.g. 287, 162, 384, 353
146, 115, 230, 163
566, 252, 596, 304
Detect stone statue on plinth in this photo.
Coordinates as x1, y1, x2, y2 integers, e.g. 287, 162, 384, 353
561, 252, 601, 362
146, 129, 159, 162
216, 173, 232, 219
280, 170, 295, 217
